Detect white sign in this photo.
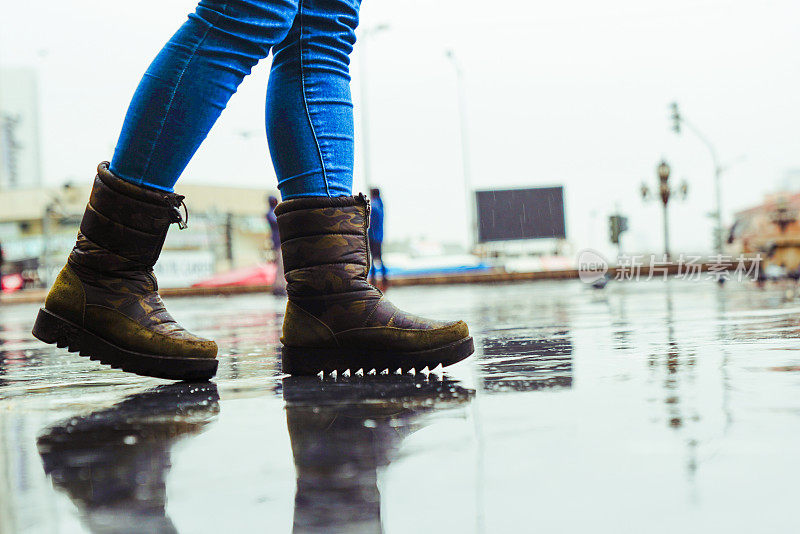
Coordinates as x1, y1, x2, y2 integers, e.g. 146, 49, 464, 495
154, 250, 215, 288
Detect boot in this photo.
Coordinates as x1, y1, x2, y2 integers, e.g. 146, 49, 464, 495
32, 162, 218, 381
276, 194, 474, 375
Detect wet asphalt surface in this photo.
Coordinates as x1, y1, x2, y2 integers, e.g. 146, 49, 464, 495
1, 279, 800, 533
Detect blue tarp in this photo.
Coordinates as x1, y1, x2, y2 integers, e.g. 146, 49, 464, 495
383, 263, 494, 278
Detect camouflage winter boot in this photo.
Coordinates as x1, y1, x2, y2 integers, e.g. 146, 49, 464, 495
276, 194, 474, 375
32, 162, 218, 381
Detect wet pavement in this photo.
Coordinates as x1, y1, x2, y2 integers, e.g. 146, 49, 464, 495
2, 279, 800, 533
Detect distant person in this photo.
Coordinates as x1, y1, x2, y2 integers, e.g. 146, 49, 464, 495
32, 0, 473, 381
368, 188, 388, 288
266, 195, 286, 295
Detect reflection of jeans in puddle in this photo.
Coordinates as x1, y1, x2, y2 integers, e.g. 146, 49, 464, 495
283, 375, 475, 534
37, 383, 220, 534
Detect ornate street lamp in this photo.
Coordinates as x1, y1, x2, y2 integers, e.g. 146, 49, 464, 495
641, 159, 688, 260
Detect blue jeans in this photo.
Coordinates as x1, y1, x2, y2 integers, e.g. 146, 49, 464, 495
110, 0, 359, 199
368, 238, 387, 281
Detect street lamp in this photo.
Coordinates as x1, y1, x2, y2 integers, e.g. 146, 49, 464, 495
669, 102, 726, 254
357, 23, 390, 192
445, 48, 477, 250
642, 159, 688, 260
658, 160, 671, 201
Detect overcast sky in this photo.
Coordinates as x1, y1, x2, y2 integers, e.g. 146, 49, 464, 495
1, 0, 798, 257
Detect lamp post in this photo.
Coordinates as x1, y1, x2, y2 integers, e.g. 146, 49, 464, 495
641, 159, 688, 260
357, 24, 390, 192
669, 102, 723, 254
445, 49, 477, 250
657, 161, 673, 260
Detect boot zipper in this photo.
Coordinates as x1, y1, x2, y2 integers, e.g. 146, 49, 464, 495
360, 193, 372, 281
358, 192, 371, 228
147, 270, 159, 291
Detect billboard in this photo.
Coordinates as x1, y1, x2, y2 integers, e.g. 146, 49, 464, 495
476, 187, 566, 243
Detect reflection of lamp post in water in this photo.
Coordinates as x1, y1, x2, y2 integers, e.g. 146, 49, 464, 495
641, 160, 688, 260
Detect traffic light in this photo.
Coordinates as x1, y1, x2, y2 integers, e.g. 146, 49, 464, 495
609, 216, 619, 244
670, 102, 681, 133
609, 215, 629, 245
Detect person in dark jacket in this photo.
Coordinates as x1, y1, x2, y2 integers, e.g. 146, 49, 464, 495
368, 188, 388, 287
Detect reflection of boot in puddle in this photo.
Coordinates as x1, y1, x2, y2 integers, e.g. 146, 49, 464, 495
283, 375, 474, 534
37, 383, 220, 534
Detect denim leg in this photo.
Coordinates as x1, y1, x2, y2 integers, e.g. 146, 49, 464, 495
266, 0, 360, 199
110, 0, 299, 191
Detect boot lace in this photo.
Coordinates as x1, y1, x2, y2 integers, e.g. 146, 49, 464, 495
164, 194, 189, 230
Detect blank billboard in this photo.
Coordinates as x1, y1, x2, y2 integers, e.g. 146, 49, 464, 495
476, 187, 566, 242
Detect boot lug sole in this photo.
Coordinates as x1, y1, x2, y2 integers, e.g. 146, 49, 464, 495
32, 308, 218, 381
281, 336, 475, 376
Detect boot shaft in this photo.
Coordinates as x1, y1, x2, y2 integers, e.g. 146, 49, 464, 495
275, 194, 373, 298
34, 163, 218, 380
71, 162, 187, 273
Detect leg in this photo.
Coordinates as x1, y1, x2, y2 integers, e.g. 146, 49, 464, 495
368, 237, 379, 284
272, 245, 287, 295
33, 1, 302, 380
266, 0, 358, 199
266, 0, 474, 375
111, 0, 300, 191
377, 242, 388, 282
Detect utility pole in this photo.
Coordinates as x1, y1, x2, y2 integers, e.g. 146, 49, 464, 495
357, 24, 390, 193
670, 102, 723, 254
445, 49, 477, 250
662, 199, 671, 260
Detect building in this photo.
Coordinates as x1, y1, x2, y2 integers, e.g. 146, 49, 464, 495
0, 67, 43, 190
728, 190, 800, 273
0, 180, 279, 288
